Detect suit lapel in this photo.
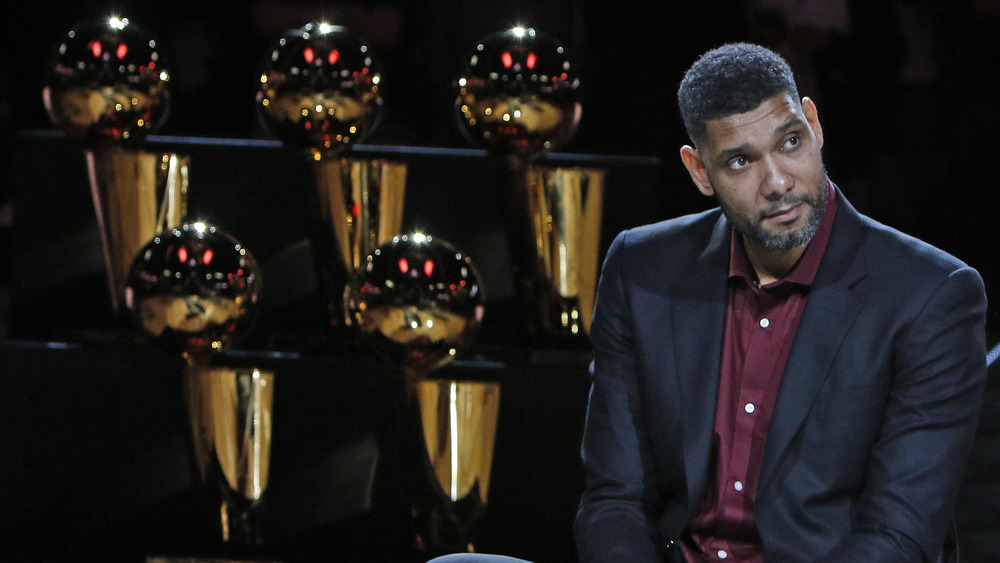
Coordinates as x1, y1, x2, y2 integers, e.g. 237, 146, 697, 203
673, 215, 731, 511
757, 192, 868, 498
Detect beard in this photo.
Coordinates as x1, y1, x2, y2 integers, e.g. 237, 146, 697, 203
715, 176, 829, 251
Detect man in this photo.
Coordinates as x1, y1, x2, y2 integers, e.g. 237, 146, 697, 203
574, 43, 987, 562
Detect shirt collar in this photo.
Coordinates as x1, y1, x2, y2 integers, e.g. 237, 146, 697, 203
728, 181, 838, 288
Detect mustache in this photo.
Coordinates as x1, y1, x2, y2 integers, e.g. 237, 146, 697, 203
760, 194, 813, 218
760, 196, 809, 217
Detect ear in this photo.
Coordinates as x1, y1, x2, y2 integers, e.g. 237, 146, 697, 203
801, 97, 824, 150
680, 145, 715, 197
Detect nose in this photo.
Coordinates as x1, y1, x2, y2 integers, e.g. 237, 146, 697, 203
760, 156, 793, 200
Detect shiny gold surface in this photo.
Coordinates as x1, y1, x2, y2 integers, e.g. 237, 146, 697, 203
125, 222, 259, 359
187, 366, 274, 544
255, 21, 398, 327
455, 26, 581, 158
189, 367, 274, 500
42, 17, 180, 321
327, 158, 407, 272
415, 379, 500, 504
87, 147, 189, 315
353, 234, 489, 553
125, 224, 265, 545
257, 22, 383, 154
313, 157, 406, 324
351, 234, 483, 378
43, 17, 170, 146
525, 166, 605, 336
405, 378, 501, 554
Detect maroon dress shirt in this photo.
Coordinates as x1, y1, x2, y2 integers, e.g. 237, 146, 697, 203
682, 185, 837, 562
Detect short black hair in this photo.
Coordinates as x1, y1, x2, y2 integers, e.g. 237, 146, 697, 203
677, 43, 799, 146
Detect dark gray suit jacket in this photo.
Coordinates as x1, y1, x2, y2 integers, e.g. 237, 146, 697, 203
574, 189, 987, 562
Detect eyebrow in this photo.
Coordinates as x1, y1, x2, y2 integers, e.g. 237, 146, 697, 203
716, 143, 752, 162
774, 116, 806, 137
714, 116, 807, 162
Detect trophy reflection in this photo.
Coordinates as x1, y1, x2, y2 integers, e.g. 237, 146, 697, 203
257, 21, 405, 329
125, 222, 270, 550
42, 16, 188, 322
455, 27, 602, 342
350, 233, 497, 555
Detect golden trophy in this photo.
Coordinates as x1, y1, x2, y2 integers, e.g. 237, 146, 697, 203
257, 22, 405, 330
42, 16, 189, 323
522, 166, 605, 336
187, 365, 275, 547
350, 233, 497, 555
455, 27, 601, 342
124, 222, 272, 553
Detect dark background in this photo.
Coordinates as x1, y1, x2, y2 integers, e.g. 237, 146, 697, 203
1, 1, 1000, 562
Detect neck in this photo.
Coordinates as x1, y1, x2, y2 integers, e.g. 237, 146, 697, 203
744, 241, 807, 285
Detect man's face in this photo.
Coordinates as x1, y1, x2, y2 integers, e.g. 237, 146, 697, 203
681, 93, 828, 252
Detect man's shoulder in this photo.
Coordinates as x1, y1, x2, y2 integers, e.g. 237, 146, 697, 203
857, 213, 972, 275
601, 208, 727, 288
618, 207, 724, 250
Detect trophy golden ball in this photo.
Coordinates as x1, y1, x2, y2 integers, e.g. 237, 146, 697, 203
350, 234, 483, 378
42, 16, 170, 146
455, 26, 582, 158
257, 22, 383, 154
125, 222, 260, 358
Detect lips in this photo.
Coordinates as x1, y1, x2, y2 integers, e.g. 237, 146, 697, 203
764, 202, 803, 223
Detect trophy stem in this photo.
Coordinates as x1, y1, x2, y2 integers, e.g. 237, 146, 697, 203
503, 156, 605, 342
501, 157, 548, 340
85, 145, 189, 319
310, 154, 407, 328
182, 356, 275, 549
399, 377, 501, 555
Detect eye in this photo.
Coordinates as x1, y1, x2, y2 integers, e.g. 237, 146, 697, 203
728, 156, 749, 170
783, 135, 800, 150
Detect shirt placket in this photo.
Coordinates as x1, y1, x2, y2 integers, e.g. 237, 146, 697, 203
722, 288, 784, 520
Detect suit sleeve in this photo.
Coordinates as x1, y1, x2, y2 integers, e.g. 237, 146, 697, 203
817, 266, 988, 562
574, 231, 668, 562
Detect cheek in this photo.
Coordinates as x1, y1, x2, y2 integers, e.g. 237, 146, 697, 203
793, 151, 824, 178
715, 184, 760, 215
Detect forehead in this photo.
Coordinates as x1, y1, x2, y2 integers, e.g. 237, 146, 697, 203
701, 93, 803, 151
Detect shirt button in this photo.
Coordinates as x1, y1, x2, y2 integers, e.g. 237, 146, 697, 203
745, 403, 756, 414
759, 317, 770, 328
718, 550, 728, 559
734, 481, 744, 491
